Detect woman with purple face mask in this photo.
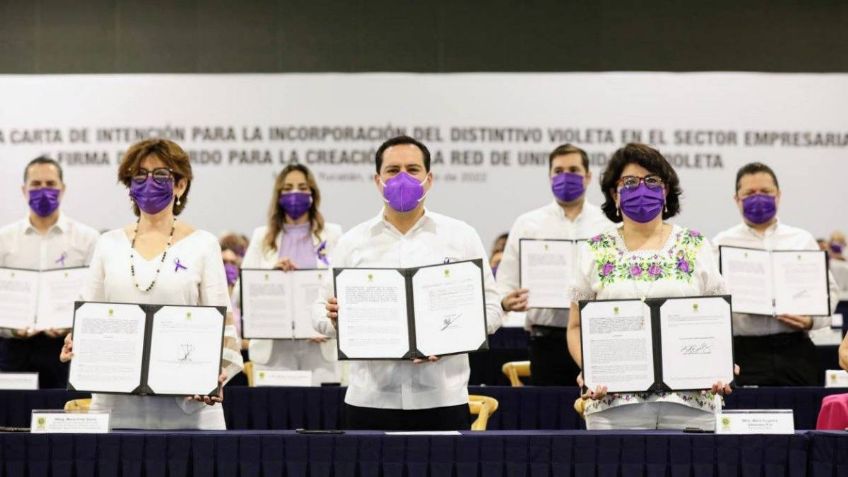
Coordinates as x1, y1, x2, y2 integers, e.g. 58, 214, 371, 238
61, 139, 243, 429
234, 164, 343, 386
566, 143, 735, 431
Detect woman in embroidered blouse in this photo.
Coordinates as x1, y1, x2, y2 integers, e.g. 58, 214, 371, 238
234, 164, 343, 385
60, 139, 243, 429
567, 143, 733, 430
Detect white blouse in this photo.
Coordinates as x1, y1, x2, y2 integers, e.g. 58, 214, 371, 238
80, 228, 242, 429
571, 224, 727, 416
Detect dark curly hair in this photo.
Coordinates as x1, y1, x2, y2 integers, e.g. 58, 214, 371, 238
599, 143, 682, 223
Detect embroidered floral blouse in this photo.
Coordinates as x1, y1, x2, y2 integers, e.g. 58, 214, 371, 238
571, 224, 727, 416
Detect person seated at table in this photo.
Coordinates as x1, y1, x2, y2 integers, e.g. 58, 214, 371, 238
567, 143, 733, 430
235, 164, 343, 386
60, 138, 243, 429
713, 163, 839, 386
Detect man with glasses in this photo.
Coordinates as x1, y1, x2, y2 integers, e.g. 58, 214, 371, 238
496, 144, 611, 385
0, 156, 99, 388
713, 162, 838, 385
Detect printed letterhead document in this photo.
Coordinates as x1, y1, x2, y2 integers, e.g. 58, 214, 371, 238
240, 268, 325, 339
0, 267, 88, 330
519, 239, 581, 309
334, 259, 488, 360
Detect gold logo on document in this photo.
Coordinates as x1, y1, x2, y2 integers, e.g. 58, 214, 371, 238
367, 273, 374, 282
64, 272, 69, 278
318, 274, 323, 280
613, 306, 620, 315
36, 416, 47, 430
264, 273, 269, 281
692, 303, 700, 313
721, 417, 731, 430
797, 255, 802, 261
259, 371, 266, 380
185, 312, 192, 321
443, 269, 451, 278
544, 244, 549, 251
108, 308, 114, 317
9, 272, 14, 278
831, 373, 838, 383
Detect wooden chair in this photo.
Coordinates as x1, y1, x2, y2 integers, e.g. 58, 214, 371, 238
468, 395, 499, 431
243, 361, 255, 387
501, 361, 531, 387
63, 398, 91, 412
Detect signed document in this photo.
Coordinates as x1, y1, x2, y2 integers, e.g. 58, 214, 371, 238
658, 297, 734, 390
334, 259, 488, 360
0, 267, 88, 330
240, 269, 326, 339
580, 295, 733, 392
68, 302, 225, 396
519, 239, 580, 309
720, 246, 829, 316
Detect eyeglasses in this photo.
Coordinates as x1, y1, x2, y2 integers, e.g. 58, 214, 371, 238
132, 167, 174, 184
618, 175, 664, 190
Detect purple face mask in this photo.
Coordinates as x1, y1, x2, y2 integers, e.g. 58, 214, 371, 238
28, 188, 61, 217
279, 192, 312, 220
381, 172, 427, 213
551, 172, 585, 202
619, 184, 665, 223
130, 177, 174, 215
224, 263, 239, 286
831, 242, 844, 255
742, 194, 777, 225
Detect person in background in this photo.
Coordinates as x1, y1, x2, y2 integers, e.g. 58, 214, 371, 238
236, 164, 343, 386
490, 232, 508, 276
826, 231, 848, 295
0, 156, 99, 388
60, 139, 242, 429
829, 231, 846, 261
713, 162, 838, 386
567, 143, 732, 430
220, 233, 248, 297
314, 136, 503, 431
497, 144, 612, 385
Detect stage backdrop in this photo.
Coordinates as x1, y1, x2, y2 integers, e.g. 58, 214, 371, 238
1, 73, 846, 246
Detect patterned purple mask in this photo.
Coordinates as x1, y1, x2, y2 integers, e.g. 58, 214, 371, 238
130, 177, 174, 215
619, 184, 665, 223
28, 188, 61, 217
551, 172, 585, 202
381, 172, 427, 213
279, 192, 312, 220
742, 194, 776, 225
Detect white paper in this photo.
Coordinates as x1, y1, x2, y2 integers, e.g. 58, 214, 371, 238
336, 269, 409, 359
253, 369, 314, 387
31, 410, 111, 434
35, 268, 88, 330
0, 373, 39, 390
658, 297, 734, 390
68, 303, 146, 393
412, 261, 487, 357
146, 306, 224, 396
716, 410, 795, 434
241, 269, 294, 338
519, 239, 574, 309
241, 269, 327, 339
772, 250, 830, 316
0, 268, 39, 330
580, 300, 654, 393
719, 247, 774, 315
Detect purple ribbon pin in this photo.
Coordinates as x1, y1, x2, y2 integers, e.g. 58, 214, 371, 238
315, 241, 329, 266
55, 252, 67, 267
174, 258, 187, 272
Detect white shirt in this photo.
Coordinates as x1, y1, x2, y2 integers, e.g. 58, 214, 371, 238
81, 229, 242, 429
496, 201, 612, 329
311, 209, 503, 410
0, 214, 99, 270
712, 220, 838, 336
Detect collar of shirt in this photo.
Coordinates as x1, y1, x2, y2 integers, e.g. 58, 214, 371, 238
743, 218, 780, 239
369, 207, 438, 238
23, 213, 68, 236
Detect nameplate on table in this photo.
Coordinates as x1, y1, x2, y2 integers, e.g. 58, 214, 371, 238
30, 410, 110, 433
825, 370, 848, 388
831, 313, 843, 328
716, 410, 794, 434
0, 373, 38, 390
253, 369, 313, 387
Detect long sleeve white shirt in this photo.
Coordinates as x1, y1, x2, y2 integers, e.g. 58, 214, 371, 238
0, 214, 99, 270
712, 220, 838, 336
495, 201, 612, 329
312, 209, 503, 410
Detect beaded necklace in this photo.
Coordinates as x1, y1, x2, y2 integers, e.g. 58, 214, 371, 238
130, 217, 176, 292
